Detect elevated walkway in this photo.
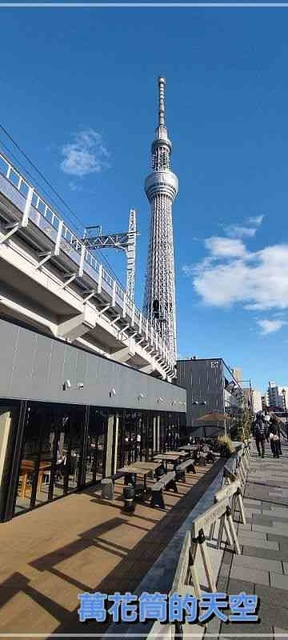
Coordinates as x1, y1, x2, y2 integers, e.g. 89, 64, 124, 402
211, 438, 288, 638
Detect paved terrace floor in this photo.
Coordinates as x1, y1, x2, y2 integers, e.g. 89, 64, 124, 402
210, 438, 288, 640
0, 459, 223, 637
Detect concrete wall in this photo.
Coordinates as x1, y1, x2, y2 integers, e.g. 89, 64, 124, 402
0, 318, 186, 412
177, 359, 224, 427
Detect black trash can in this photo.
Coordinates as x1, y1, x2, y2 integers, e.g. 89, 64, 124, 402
123, 485, 135, 512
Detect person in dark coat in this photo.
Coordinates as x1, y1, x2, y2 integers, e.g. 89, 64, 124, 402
253, 414, 267, 458
269, 417, 281, 458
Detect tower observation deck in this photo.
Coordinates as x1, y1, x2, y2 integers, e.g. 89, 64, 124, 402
143, 77, 178, 369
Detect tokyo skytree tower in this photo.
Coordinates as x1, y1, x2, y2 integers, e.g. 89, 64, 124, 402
143, 77, 179, 366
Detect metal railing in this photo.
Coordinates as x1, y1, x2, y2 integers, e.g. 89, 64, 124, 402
0, 150, 174, 370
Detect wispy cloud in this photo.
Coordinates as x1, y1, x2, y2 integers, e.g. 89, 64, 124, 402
222, 214, 264, 239
257, 319, 287, 335
224, 225, 257, 239
204, 236, 247, 259
60, 129, 110, 178
248, 215, 265, 226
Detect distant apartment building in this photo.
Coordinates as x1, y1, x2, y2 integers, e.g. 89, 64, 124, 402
177, 358, 247, 437
252, 389, 263, 414
267, 382, 288, 411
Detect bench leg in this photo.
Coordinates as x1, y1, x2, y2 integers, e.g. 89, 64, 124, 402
166, 479, 178, 493
188, 464, 196, 474
151, 490, 165, 509
176, 470, 186, 482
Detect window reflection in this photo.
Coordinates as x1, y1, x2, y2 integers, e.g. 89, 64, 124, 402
85, 408, 106, 485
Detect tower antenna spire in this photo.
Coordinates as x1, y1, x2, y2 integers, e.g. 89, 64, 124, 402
143, 76, 178, 375
158, 76, 166, 127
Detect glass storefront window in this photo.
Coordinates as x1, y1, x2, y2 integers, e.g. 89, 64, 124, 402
85, 408, 106, 485
14, 404, 86, 515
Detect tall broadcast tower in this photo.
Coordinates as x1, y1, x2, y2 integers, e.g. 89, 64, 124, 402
143, 77, 179, 366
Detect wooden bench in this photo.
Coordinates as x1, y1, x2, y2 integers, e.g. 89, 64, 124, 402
150, 471, 178, 509
175, 458, 196, 482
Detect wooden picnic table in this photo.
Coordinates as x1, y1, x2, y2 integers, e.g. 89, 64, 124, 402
117, 464, 155, 490
132, 461, 161, 472
166, 450, 190, 458
153, 452, 183, 471
154, 453, 182, 460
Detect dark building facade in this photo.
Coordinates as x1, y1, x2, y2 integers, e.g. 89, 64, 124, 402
0, 318, 186, 522
177, 358, 245, 437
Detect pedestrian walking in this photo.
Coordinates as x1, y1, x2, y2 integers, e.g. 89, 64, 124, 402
253, 414, 267, 458
269, 417, 281, 459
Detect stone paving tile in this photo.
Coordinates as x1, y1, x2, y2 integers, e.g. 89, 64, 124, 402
227, 576, 255, 593
218, 620, 273, 636
249, 514, 274, 526
244, 507, 262, 515
268, 534, 288, 545
238, 531, 267, 541
232, 553, 283, 573
274, 627, 288, 639
260, 514, 288, 523
258, 604, 288, 630
252, 524, 288, 535
240, 538, 279, 551
263, 508, 288, 517
242, 545, 286, 561
270, 573, 288, 590
256, 584, 288, 610
230, 564, 269, 585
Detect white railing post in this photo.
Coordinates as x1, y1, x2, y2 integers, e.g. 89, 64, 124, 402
21, 186, 34, 228
112, 281, 116, 307
97, 264, 103, 294
54, 220, 63, 256
79, 244, 86, 277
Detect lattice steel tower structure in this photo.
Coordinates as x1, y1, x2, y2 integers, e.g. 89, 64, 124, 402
143, 77, 178, 365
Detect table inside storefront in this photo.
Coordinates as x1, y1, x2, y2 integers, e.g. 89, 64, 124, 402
19, 460, 51, 499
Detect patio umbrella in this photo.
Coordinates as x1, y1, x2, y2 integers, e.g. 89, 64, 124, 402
270, 413, 283, 423
196, 411, 232, 422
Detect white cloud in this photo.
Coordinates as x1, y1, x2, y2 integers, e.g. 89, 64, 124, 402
224, 225, 257, 239
257, 319, 287, 335
60, 129, 110, 177
248, 215, 265, 226
184, 243, 288, 311
204, 236, 247, 258
222, 214, 264, 239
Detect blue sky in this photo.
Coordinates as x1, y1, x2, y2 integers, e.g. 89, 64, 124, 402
1, 6, 288, 391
